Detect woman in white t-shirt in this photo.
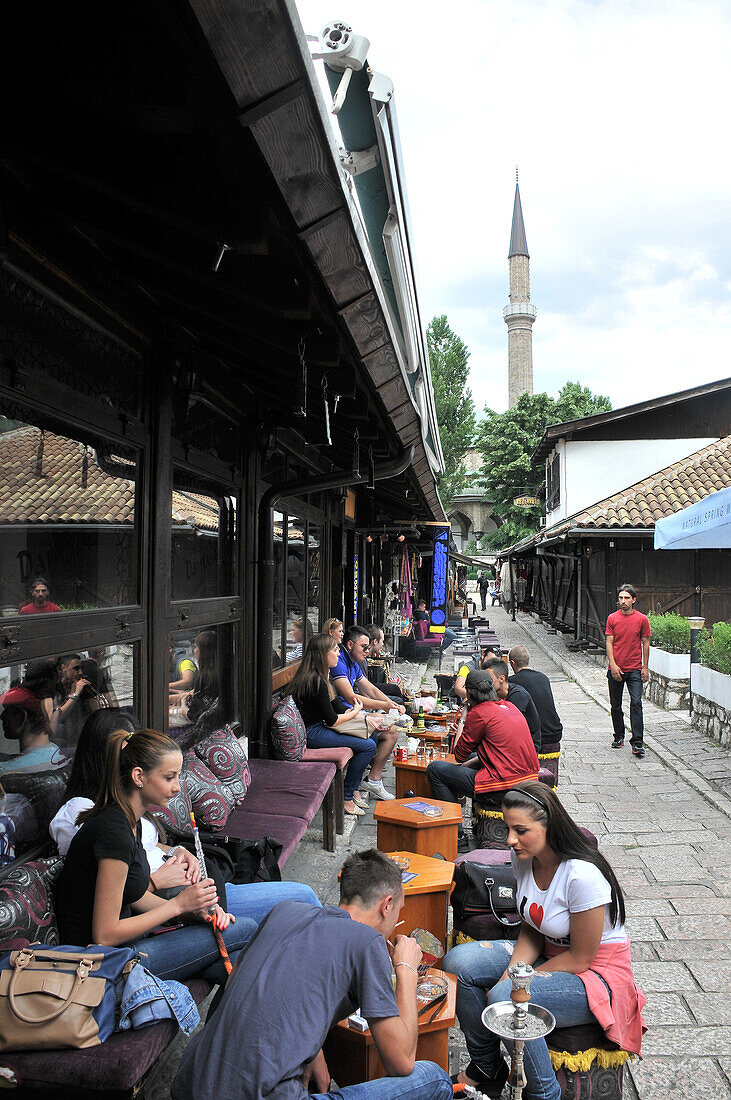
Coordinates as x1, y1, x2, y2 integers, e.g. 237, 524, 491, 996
443, 782, 646, 1100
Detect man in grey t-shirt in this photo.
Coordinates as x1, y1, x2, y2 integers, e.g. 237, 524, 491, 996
172, 850, 452, 1100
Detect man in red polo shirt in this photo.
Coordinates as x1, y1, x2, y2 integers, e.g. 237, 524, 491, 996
605, 584, 651, 759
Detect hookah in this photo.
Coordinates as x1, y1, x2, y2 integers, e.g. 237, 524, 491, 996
455, 963, 555, 1100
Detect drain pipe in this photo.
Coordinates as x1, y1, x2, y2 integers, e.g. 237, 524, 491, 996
254, 444, 414, 752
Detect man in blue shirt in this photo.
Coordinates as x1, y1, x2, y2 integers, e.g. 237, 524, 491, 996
331, 626, 403, 801
172, 850, 452, 1100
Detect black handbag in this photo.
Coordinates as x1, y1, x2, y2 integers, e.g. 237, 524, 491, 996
451, 860, 521, 932
164, 826, 282, 887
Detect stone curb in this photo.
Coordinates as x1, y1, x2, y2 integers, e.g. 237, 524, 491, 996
516, 614, 731, 824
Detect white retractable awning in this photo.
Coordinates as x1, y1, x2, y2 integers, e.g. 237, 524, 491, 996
654, 487, 731, 549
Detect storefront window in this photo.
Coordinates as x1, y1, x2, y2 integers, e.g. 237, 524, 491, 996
272, 512, 285, 670
0, 642, 137, 866
168, 623, 237, 737
307, 524, 322, 636
0, 405, 139, 613
171, 470, 237, 600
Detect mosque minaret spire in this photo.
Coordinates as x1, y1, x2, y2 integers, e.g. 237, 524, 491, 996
504, 170, 537, 407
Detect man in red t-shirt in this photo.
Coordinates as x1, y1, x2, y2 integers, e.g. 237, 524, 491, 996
605, 583, 651, 758
19, 579, 61, 615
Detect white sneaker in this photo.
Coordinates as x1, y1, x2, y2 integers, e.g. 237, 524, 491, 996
361, 778, 395, 800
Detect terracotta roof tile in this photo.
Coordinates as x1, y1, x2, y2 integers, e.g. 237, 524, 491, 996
0, 427, 218, 531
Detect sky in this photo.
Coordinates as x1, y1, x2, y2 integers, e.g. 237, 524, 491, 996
294, 0, 731, 416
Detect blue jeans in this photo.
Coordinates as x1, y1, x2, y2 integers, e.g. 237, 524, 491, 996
426, 760, 475, 837
441, 628, 457, 651
306, 722, 378, 799
225, 880, 320, 926
443, 940, 595, 1100
129, 918, 257, 988
311, 1060, 452, 1100
607, 669, 644, 746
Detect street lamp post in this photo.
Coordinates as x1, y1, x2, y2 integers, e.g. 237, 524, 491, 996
687, 616, 705, 717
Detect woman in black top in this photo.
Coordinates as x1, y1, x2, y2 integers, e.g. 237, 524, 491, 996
56, 728, 255, 990
291, 634, 377, 817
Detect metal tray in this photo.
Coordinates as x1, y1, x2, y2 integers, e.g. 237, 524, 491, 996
482, 1000, 555, 1041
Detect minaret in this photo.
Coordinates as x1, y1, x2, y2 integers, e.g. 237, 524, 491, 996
504, 174, 537, 407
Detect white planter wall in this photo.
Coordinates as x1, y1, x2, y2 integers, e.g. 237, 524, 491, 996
649, 648, 689, 680
647, 647, 690, 711
691, 665, 731, 747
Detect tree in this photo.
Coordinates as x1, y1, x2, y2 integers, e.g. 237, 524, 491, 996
427, 315, 476, 508
477, 382, 612, 550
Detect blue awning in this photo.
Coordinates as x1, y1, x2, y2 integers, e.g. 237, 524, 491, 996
654, 487, 731, 550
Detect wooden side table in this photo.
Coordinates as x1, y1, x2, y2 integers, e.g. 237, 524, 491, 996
323, 969, 456, 1086
389, 850, 455, 948
394, 753, 456, 799
375, 798, 462, 861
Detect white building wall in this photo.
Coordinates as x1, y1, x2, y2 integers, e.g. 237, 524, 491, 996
545, 437, 718, 527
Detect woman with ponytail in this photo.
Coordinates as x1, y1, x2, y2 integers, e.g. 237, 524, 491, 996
55, 729, 256, 990
443, 782, 646, 1100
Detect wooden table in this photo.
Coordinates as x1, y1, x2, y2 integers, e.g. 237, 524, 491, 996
389, 850, 455, 948
394, 752, 456, 799
374, 798, 463, 861
323, 968, 456, 1085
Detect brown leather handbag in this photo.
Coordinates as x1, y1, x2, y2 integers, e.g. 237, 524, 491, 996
0, 945, 135, 1051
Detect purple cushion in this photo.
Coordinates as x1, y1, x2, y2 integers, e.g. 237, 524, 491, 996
548, 1020, 614, 1054
414, 619, 428, 641
182, 752, 235, 831
0, 858, 62, 950
223, 808, 307, 868
270, 696, 306, 761
247, 759, 335, 820
194, 725, 250, 807
0, 979, 211, 1089
454, 848, 512, 869
302, 746, 353, 769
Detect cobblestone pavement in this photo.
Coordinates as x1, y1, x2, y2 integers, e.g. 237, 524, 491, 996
147, 616, 731, 1097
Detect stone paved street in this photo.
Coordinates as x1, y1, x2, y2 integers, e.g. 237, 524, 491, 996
147, 607, 731, 1098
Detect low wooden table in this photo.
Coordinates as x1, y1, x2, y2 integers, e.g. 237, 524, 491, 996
389, 850, 455, 948
374, 798, 462, 861
323, 968, 457, 1085
394, 752, 456, 799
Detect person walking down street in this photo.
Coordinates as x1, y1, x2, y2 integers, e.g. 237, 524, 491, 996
478, 572, 489, 612
605, 584, 651, 759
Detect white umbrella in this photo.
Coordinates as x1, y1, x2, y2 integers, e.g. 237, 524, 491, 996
654, 486, 731, 550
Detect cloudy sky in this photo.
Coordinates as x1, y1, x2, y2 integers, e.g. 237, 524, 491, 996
294, 0, 731, 416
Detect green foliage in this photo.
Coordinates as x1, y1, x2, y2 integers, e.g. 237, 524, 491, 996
427, 315, 476, 509
648, 613, 691, 653
477, 382, 612, 551
698, 621, 731, 676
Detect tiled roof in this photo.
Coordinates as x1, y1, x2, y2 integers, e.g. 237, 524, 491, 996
567, 435, 731, 531
0, 427, 218, 531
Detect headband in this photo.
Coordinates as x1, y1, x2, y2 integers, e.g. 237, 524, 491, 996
505, 786, 547, 810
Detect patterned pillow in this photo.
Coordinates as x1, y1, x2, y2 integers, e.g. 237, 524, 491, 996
182, 752, 236, 831
0, 858, 62, 949
194, 725, 250, 807
270, 696, 306, 762
149, 783, 194, 833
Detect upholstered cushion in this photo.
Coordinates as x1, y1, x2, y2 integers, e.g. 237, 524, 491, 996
301, 746, 353, 770
547, 1020, 614, 1054
194, 725, 250, 807
270, 696, 306, 762
149, 783, 194, 833
182, 752, 236, 830
0, 979, 211, 1090
0, 858, 62, 949
223, 808, 307, 869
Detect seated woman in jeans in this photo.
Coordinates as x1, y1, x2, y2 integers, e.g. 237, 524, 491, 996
291, 634, 377, 818
53, 712, 320, 936
443, 783, 646, 1100
56, 728, 255, 1005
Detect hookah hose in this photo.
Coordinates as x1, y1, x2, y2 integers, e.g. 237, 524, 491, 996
189, 812, 233, 976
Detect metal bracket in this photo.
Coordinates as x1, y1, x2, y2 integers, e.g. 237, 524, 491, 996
339, 146, 380, 176
229, 602, 238, 618
178, 607, 189, 628
115, 614, 131, 640
0, 625, 20, 661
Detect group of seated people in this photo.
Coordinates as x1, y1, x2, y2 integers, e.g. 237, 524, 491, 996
169, 630, 220, 727
429, 644, 564, 852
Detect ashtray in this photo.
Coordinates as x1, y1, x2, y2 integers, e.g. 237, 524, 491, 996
416, 975, 448, 1003
421, 805, 444, 818
392, 855, 411, 871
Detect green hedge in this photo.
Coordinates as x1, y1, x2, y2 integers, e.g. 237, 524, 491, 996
699, 621, 731, 676
647, 613, 691, 654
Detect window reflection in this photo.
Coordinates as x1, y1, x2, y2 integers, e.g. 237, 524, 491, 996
272, 512, 284, 670
0, 409, 139, 612
307, 524, 322, 637
168, 624, 236, 740
0, 643, 136, 865
171, 470, 237, 601
286, 517, 307, 664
